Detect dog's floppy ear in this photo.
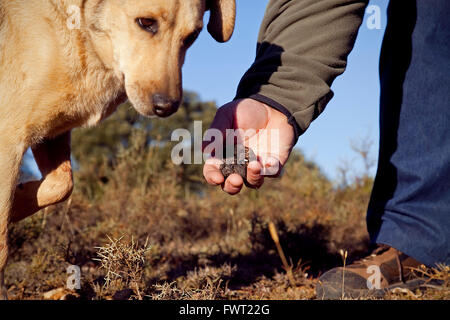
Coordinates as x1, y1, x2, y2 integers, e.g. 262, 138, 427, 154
207, 0, 236, 43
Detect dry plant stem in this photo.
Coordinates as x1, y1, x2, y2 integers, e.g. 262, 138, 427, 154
94, 235, 149, 299
339, 249, 348, 299
269, 222, 295, 287
134, 281, 142, 300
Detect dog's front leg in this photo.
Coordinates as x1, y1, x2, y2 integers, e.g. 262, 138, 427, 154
0, 137, 26, 299
11, 132, 73, 223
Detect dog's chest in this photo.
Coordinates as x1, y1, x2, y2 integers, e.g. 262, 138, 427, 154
40, 79, 126, 140
82, 90, 127, 127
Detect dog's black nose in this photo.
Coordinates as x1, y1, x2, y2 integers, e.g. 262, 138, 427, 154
152, 94, 179, 117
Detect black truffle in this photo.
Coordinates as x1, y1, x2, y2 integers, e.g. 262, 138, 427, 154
219, 144, 255, 184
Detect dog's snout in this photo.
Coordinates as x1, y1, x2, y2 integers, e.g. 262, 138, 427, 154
152, 94, 179, 117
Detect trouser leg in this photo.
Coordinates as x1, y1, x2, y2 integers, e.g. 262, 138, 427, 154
368, 0, 450, 266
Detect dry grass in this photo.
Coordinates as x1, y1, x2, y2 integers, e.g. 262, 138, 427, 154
5, 109, 449, 300
93, 236, 150, 299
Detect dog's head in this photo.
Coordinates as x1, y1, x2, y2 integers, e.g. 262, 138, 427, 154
87, 0, 236, 117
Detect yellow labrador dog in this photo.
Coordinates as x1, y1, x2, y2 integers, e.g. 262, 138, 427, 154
0, 0, 235, 299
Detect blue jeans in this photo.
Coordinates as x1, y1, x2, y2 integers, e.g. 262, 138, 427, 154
367, 0, 450, 266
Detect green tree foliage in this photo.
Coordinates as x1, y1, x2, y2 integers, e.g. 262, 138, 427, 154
72, 91, 215, 165
71, 91, 218, 199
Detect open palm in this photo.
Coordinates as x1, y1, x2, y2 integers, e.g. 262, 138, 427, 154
203, 98, 295, 195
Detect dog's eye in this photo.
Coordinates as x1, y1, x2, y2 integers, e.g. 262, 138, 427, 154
136, 18, 159, 35
183, 30, 200, 48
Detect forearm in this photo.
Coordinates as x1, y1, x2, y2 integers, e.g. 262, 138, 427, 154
235, 0, 369, 138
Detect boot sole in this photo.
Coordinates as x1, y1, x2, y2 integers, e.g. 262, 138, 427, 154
316, 278, 443, 300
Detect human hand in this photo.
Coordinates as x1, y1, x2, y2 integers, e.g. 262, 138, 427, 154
203, 98, 295, 195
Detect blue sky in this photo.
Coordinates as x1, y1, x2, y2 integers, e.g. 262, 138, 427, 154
183, 0, 388, 180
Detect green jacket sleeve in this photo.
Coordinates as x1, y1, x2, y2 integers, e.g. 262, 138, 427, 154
235, 0, 369, 138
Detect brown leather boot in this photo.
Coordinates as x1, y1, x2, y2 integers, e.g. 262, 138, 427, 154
316, 245, 425, 299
